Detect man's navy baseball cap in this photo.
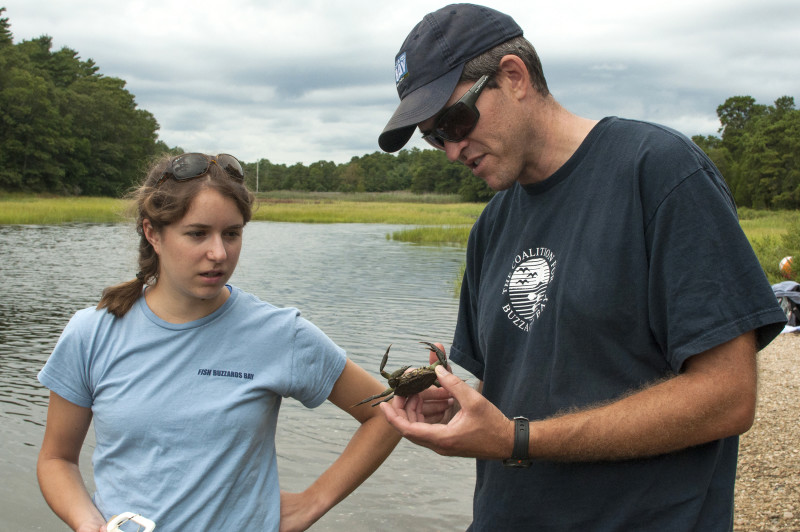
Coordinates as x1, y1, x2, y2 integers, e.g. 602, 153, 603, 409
378, 3, 523, 153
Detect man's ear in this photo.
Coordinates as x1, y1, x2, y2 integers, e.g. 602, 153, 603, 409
496, 55, 530, 100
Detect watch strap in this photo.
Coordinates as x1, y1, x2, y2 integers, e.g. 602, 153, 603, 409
503, 416, 531, 467
511, 416, 529, 460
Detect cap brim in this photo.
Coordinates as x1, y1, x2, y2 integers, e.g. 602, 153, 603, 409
379, 67, 463, 152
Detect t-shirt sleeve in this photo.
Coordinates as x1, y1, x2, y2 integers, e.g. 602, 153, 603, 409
287, 316, 347, 408
450, 217, 490, 381
37, 309, 95, 408
644, 167, 786, 371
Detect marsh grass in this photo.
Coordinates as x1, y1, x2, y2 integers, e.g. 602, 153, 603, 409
0, 195, 129, 224
392, 207, 800, 288
744, 210, 800, 283
252, 199, 484, 224
0, 194, 483, 225
258, 190, 462, 204
738, 208, 798, 239
1, 195, 797, 283
389, 226, 472, 245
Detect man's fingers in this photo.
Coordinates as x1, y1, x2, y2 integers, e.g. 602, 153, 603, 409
380, 402, 445, 446
380, 401, 408, 429
434, 366, 467, 395
392, 394, 408, 411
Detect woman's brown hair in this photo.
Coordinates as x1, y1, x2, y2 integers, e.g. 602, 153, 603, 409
97, 154, 255, 317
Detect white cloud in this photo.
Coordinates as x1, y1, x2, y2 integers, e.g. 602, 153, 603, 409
3, 0, 798, 164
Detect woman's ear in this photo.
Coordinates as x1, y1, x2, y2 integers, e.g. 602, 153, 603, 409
142, 219, 161, 254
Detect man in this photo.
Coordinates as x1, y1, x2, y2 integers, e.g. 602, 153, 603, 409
377, 4, 787, 531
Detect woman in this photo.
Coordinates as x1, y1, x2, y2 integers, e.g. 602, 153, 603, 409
37, 153, 400, 532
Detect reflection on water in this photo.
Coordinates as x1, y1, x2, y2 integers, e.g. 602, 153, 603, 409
0, 222, 475, 531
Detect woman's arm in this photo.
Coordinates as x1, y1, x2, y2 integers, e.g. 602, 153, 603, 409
37, 392, 106, 532
279, 359, 401, 532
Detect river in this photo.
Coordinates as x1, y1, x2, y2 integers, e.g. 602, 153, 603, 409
0, 222, 476, 531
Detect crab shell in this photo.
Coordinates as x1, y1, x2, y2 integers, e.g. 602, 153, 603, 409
390, 366, 441, 397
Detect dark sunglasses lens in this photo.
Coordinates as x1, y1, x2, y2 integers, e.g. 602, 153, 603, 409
172, 154, 210, 180
436, 103, 478, 142
217, 154, 244, 180
423, 134, 446, 150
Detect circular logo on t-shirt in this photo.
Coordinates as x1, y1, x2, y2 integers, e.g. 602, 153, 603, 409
502, 248, 556, 331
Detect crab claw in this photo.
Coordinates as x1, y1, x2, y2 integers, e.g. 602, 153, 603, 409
420, 341, 447, 367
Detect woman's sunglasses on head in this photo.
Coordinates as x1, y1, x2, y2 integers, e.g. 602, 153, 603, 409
421, 75, 490, 150
156, 153, 245, 187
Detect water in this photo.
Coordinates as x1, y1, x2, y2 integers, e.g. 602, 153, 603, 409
0, 222, 475, 531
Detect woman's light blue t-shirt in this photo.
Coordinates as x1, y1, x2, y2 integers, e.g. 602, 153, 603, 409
38, 286, 347, 531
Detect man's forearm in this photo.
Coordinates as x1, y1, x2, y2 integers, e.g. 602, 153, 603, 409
526, 332, 757, 462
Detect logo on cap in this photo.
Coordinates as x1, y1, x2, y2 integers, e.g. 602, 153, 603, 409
394, 52, 408, 86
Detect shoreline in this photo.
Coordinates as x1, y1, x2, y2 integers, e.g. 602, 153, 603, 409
734, 331, 800, 531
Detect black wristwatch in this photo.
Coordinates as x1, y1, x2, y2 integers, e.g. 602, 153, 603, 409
502, 416, 532, 468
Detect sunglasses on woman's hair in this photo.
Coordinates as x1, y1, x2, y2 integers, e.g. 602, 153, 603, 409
156, 153, 245, 187
421, 75, 490, 150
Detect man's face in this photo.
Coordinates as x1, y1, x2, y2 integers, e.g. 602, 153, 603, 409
418, 77, 526, 192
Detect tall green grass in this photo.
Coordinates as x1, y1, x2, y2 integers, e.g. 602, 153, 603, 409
745, 210, 800, 284
0, 194, 483, 225
1, 195, 797, 283
389, 225, 472, 245
252, 200, 483, 224
0, 196, 129, 224
737, 208, 798, 240
392, 208, 800, 286
257, 190, 462, 204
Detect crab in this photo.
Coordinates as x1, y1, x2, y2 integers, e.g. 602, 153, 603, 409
352, 341, 448, 407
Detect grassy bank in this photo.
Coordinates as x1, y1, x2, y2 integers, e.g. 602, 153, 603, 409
0, 195, 129, 224
1, 194, 797, 283
0, 193, 483, 225
253, 198, 483, 225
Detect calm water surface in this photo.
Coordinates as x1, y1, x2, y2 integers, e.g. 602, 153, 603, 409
0, 222, 475, 531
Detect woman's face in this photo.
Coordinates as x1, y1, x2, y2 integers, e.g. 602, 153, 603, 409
145, 187, 244, 313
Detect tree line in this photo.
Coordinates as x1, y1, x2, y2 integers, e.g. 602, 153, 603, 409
693, 96, 800, 209
1, 8, 797, 207
0, 9, 164, 196
240, 147, 492, 201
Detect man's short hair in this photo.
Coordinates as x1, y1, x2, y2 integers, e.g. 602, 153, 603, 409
461, 35, 550, 97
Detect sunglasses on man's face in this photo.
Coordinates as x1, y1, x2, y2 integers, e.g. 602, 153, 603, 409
421, 75, 491, 150
156, 153, 244, 187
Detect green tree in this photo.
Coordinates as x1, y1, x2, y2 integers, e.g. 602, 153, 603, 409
338, 159, 365, 192
0, 8, 12, 48
459, 171, 495, 202
0, 14, 161, 195
357, 151, 396, 192
695, 95, 800, 209
0, 47, 68, 190
308, 160, 338, 191
63, 75, 159, 195
745, 97, 800, 208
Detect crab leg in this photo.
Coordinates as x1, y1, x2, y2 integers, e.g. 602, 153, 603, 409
420, 341, 448, 367
369, 394, 397, 407
378, 344, 393, 379
350, 388, 394, 408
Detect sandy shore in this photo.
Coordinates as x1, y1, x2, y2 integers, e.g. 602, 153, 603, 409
734, 331, 800, 531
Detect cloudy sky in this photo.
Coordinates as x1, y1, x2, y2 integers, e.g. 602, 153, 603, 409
3, 0, 798, 166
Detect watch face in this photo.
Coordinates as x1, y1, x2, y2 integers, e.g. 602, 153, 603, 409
502, 458, 532, 468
